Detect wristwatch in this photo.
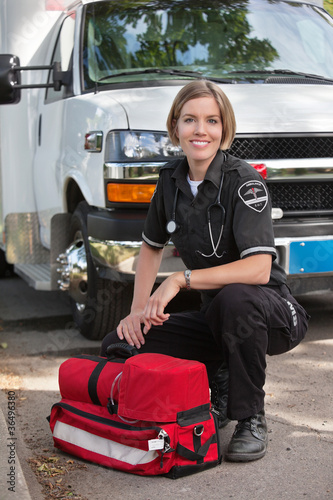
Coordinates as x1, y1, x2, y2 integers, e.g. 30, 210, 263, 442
184, 269, 192, 290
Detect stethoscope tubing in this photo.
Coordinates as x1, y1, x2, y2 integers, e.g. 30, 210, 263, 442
166, 166, 226, 258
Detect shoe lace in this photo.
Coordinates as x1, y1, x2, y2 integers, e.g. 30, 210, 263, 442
235, 416, 256, 433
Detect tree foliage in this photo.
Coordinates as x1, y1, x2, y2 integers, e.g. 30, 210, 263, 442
83, 0, 278, 83
324, 0, 333, 16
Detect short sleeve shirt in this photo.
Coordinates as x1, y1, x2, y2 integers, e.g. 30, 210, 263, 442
142, 150, 286, 293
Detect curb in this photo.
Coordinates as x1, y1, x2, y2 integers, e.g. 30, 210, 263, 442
0, 397, 31, 500
0, 390, 43, 500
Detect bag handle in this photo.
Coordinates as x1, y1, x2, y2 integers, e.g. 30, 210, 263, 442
106, 342, 138, 360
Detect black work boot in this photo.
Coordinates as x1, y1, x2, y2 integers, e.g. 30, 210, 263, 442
225, 409, 268, 462
210, 365, 230, 428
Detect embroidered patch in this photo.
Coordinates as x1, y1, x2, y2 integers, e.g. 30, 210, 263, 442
238, 180, 268, 213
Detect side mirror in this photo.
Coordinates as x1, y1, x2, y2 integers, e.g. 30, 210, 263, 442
0, 54, 21, 105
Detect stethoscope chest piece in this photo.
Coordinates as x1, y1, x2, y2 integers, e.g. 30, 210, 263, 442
166, 187, 180, 235
166, 219, 178, 235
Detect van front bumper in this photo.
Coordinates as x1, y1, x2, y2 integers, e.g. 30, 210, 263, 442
87, 209, 185, 282
88, 209, 333, 292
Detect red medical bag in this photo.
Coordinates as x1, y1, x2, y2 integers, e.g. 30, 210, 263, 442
49, 350, 222, 478
49, 398, 220, 478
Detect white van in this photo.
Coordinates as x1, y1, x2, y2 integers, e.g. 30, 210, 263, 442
0, 0, 333, 339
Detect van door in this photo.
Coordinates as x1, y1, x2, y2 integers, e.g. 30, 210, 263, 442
33, 11, 75, 248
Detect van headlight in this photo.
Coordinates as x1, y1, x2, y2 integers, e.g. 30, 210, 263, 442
105, 130, 183, 162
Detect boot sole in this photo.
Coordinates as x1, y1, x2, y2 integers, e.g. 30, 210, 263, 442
225, 448, 267, 462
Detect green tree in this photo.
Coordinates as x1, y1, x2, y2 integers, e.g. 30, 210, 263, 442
324, 0, 333, 16
84, 0, 278, 82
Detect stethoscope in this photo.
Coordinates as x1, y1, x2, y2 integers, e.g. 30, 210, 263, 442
166, 167, 226, 259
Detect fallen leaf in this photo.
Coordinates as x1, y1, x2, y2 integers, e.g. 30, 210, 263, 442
37, 464, 49, 472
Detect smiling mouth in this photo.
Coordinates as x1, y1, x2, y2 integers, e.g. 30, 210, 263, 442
191, 140, 210, 146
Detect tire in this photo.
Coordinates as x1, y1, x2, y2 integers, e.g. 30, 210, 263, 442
0, 249, 7, 277
68, 201, 133, 340
0, 249, 13, 278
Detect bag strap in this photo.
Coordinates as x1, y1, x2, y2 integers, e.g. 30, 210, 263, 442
176, 433, 217, 464
88, 358, 109, 405
87, 343, 138, 405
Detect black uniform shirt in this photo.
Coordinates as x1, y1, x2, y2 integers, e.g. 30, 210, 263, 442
142, 150, 286, 304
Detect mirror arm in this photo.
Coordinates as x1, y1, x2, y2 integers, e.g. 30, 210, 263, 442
13, 62, 70, 91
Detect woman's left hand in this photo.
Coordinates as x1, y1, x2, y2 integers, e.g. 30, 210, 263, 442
142, 272, 184, 333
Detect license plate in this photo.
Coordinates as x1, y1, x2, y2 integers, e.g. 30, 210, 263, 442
289, 240, 333, 274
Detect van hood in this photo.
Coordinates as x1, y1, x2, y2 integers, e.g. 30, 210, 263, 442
108, 83, 333, 134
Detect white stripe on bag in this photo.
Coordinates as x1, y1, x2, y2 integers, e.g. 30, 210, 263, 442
53, 421, 159, 465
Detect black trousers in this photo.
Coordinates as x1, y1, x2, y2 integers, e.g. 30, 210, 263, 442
101, 284, 309, 421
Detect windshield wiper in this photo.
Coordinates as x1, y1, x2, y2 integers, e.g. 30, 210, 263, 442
230, 69, 333, 83
98, 68, 234, 84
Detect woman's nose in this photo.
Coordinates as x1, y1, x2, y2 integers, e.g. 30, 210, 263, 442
195, 121, 206, 134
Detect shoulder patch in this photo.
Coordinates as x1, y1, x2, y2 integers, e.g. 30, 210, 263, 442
238, 180, 268, 212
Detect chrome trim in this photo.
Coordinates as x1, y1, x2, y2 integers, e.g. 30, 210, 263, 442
235, 132, 333, 139
57, 240, 88, 303
263, 158, 333, 180
89, 237, 185, 278
89, 235, 333, 279
104, 162, 165, 180
85, 131, 103, 152
104, 158, 333, 181
275, 235, 333, 276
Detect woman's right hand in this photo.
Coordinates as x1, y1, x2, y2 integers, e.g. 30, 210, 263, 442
116, 308, 149, 349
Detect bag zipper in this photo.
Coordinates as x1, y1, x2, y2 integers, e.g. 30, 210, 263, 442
52, 401, 162, 432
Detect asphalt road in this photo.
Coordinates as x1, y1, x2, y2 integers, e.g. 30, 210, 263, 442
0, 273, 332, 500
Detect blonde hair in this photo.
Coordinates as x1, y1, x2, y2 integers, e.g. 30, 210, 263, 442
166, 80, 236, 150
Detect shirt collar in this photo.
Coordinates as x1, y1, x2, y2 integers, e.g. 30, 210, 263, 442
171, 149, 227, 193
171, 157, 192, 195
204, 150, 225, 189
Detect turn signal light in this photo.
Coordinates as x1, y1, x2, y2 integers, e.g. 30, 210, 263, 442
249, 163, 267, 180
107, 183, 156, 203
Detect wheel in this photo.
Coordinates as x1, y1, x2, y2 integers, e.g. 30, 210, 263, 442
0, 249, 13, 278
57, 201, 133, 340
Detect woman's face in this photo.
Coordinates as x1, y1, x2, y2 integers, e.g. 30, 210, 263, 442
175, 96, 223, 176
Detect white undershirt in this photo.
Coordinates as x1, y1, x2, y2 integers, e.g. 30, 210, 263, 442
187, 174, 203, 197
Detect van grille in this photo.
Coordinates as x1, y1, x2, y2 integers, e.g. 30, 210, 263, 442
229, 135, 333, 159
268, 181, 333, 214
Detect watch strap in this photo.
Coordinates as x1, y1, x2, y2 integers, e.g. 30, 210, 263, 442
184, 269, 192, 290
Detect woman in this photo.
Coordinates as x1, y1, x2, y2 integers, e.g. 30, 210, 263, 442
101, 80, 309, 462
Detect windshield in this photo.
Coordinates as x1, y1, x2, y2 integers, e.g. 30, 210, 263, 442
82, 0, 333, 90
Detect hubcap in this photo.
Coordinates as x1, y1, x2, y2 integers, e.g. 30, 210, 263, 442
57, 239, 88, 306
